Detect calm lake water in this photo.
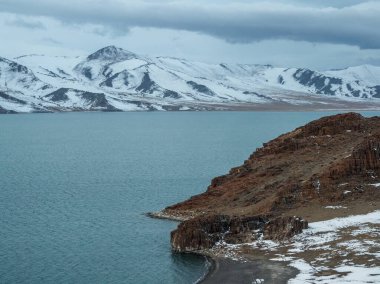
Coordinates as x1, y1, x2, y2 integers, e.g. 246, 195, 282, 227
1, 111, 379, 283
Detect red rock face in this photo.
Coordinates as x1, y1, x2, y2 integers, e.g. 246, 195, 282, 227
165, 113, 380, 252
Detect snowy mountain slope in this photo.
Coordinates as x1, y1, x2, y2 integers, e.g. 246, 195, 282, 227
325, 65, 380, 86
0, 56, 55, 113
0, 45, 380, 113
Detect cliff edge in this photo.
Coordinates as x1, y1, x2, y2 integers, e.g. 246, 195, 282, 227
161, 113, 380, 253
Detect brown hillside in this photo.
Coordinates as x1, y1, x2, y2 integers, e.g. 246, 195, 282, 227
163, 113, 380, 252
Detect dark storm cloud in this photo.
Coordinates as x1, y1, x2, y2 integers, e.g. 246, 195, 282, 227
0, 0, 379, 49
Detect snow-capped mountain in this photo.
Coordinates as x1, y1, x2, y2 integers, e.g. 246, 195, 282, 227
1, 46, 380, 113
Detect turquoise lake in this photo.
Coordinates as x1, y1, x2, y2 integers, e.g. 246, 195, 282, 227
1, 111, 379, 283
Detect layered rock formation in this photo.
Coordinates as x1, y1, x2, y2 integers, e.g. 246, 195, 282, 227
171, 215, 307, 252
164, 113, 380, 253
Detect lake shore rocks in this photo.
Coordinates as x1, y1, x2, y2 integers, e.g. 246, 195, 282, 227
159, 113, 380, 253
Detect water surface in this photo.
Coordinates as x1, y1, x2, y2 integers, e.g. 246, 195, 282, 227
1, 111, 378, 283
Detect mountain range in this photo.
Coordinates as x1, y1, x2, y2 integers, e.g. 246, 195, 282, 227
1, 45, 380, 113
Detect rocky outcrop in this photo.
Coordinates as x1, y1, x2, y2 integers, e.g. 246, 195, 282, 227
171, 215, 307, 252
263, 216, 308, 241
330, 135, 380, 177
352, 137, 380, 171
164, 113, 380, 254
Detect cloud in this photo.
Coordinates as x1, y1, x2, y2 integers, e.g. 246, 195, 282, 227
0, 0, 379, 49
5, 17, 46, 30
41, 37, 62, 45
357, 56, 380, 66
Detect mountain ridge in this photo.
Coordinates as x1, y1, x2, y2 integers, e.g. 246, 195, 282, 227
1, 46, 380, 113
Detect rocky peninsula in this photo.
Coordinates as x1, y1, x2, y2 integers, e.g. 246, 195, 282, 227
151, 112, 380, 283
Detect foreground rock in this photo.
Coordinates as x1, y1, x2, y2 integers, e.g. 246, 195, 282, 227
171, 215, 307, 252
165, 113, 380, 253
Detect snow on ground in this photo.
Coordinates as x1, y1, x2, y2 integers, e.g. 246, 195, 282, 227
2, 47, 380, 113
212, 210, 380, 284
14, 54, 83, 77
325, 65, 380, 86
324, 206, 347, 209
289, 261, 380, 284
285, 211, 380, 283
0, 98, 35, 112
110, 58, 148, 73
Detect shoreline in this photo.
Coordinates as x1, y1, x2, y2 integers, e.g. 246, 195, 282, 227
199, 257, 299, 284
3, 100, 380, 115
147, 208, 380, 283
146, 113, 380, 283
196, 210, 380, 283
193, 254, 215, 284
145, 211, 189, 222
147, 211, 300, 284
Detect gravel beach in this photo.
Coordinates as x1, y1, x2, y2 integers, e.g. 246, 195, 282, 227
200, 258, 298, 284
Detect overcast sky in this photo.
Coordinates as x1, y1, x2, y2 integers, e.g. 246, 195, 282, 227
0, 0, 379, 70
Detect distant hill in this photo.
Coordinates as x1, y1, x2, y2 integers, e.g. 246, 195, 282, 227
1, 46, 380, 113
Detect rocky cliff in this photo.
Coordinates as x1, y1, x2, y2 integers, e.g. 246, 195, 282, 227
164, 113, 380, 253
171, 215, 308, 252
